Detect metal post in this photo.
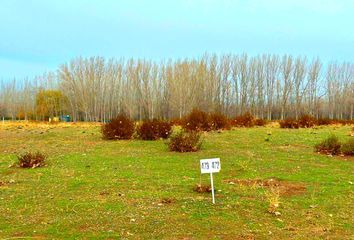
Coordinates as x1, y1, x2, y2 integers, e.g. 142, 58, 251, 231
210, 172, 215, 204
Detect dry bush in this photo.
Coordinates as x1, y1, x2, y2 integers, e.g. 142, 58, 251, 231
193, 184, 212, 193
254, 118, 267, 127
317, 118, 332, 126
231, 112, 255, 127
209, 112, 230, 130
170, 118, 183, 126
101, 114, 135, 140
167, 130, 203, 152
298, 115, 316, 128
265, 187, 281, 215
341, 138, 354, 156
279, 118, 299, 129
315, 134, 341, 155
331, 119, 354, 125
182, 109, 212, 131
17, 152, 46, 168
137, 119, 172, 140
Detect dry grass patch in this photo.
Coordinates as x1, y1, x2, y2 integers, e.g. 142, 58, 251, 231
225, 177, 307, 197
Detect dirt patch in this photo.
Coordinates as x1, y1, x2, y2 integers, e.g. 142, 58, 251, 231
160, 197, 175, 204
224, 177, 306, 196
99, 191, 110, 196
193, 184, 212, 193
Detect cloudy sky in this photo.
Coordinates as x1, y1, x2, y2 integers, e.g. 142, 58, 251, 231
1, 0, 353, 79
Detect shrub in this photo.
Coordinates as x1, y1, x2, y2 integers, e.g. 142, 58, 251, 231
193, 184, 212, 193
170, 118, 183, 126
209, 112, 230, 130
298, 115, 316, 128
137, 119, 172, 140
231, 112, 255, 127
182, 109, 212, 131
315, 134, 341, 155
317, 118, 332, 126
18, 152, 46, 168
254, 118, 267, 127
101, 114, 135, 140
332, 119, 354, 125
279, 118, 299, 129
167, 130, 203, 152
341, 138, 354, 156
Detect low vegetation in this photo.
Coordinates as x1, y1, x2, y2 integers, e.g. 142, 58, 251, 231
137, 119, 172, 140
341, 138, 354, 156
17, 152, 46, 168
209, 112, 231, 130
231, 112, 255, 127
0, 122, 353, 239
279, 118, 300, 129
298, 114, 317, 128
182, 109, 212, 131
101, 114, 135, 140
167, 130, 203, 152
314, 134, 354, 156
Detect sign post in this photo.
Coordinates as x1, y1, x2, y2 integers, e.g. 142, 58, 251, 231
200, 158, 221, 204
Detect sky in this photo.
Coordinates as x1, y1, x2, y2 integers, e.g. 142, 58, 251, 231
0, 0, 354, 79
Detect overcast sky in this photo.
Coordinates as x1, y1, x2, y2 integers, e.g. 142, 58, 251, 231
1, 0, 354, 79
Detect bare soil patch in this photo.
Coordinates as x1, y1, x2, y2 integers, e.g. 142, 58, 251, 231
225, 177, 306, 196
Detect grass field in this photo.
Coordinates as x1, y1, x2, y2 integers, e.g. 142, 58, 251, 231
0, 122, 353, 239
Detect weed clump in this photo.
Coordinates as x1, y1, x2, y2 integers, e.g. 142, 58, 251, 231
167, 130, 203, 152
315, 134, 341, 155
101, 114, 134, 140
341, 138, 354, 156
17, 152, 46, 168
137, 119, 172, 140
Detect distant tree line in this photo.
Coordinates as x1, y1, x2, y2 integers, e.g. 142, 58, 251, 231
0, 54, 353, 121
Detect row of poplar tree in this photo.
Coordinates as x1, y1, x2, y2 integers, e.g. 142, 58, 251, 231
0, 53, 353, 121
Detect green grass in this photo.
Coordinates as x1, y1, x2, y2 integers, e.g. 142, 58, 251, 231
0, 124, 353, 239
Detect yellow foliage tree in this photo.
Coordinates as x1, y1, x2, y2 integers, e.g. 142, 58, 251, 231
36, 90, 67, 120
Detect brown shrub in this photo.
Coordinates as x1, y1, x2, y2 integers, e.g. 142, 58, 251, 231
331, 119, 354, 125
170, 118, 183, 126
101, 114, 134, 140
182, 109, 212, 131
298, 115, 316, 128
317, 118, 332, 125
254, 118, 267, 126
137, 119, 172, 140
279, 118, 299, 129
315, 134, 341, 155
209, 112, 230, 130
231, 112, 255, 127
341, 138, 354, 156
18, 152, 46, 168
167, 130, 203, 152
193, 184, 212, 193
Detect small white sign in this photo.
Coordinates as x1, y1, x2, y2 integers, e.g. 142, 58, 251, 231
200, 158, 221, 174
199, 158, 221, 204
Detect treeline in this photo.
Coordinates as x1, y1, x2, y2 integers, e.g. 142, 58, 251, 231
0, 54, 353, 121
